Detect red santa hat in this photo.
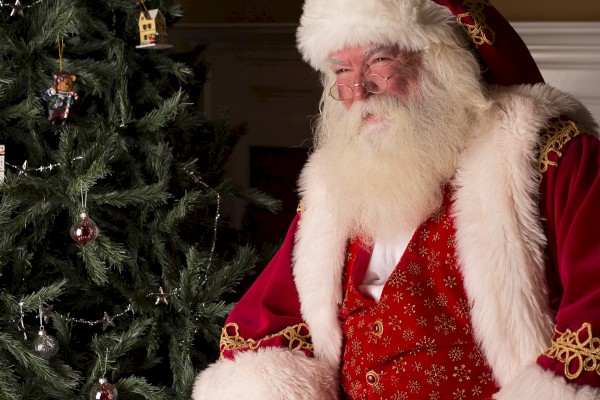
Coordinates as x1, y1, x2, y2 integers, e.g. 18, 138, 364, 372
296, 0, 543, 86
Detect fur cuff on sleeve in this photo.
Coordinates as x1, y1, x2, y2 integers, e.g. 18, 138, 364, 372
494, 363, 600, 400
191, 347, 339, 400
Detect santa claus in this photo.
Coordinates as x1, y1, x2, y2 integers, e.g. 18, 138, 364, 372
192, 0, 600, 398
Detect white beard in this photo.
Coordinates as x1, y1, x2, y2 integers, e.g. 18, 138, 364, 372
311, 51, 490, 242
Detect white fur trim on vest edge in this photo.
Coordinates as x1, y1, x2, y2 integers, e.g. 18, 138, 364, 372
296, 0, 461, 71
493, 363, 600, 399
191, 348, 338, 400
293, 153, 348, 369
452, 83, 597, 387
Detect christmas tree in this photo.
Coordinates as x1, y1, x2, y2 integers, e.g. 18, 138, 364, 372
0, 0, 279, 398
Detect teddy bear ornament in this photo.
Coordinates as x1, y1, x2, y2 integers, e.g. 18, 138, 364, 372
41, 70, 79, 125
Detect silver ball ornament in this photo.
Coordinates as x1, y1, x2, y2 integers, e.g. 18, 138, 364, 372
32, 328, 59, 359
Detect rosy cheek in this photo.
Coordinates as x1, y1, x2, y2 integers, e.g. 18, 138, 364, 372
385, 76, 407, 93
387, 68, 421, 98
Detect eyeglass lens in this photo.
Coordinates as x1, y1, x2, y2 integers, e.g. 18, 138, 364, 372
330, 74, 388, 101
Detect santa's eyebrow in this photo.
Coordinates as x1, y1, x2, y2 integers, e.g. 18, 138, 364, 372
329, 45, 396, 66
364, 45, 395, 57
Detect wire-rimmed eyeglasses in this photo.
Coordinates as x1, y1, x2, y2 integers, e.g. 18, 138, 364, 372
328, 55, 416, 102
329, 74, 391, 102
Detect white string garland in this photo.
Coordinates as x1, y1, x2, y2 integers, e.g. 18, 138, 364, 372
4, 155, 82, 175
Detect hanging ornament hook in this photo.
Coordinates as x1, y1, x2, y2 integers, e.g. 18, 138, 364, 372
80, 181, 87, 211
57, 35, 65, 71
103, 347, 109, 376
38, 303, 44, 331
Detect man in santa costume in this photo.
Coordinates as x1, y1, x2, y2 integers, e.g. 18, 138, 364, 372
192, 0, 600, 398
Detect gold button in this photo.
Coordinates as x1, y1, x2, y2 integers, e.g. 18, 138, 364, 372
372, 320, 384, 336
366, 370, 379, 386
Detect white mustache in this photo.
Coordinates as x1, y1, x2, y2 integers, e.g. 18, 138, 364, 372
344, 95, 407, 122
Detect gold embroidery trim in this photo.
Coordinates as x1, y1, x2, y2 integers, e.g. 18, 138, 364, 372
538, 119, 583, 174
456, 0, 495, 46
219, 322, 313, 360
543, 323, 600, 380
296, 201, 303, 215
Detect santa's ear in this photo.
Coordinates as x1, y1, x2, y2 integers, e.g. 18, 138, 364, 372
70, 75, 77, 82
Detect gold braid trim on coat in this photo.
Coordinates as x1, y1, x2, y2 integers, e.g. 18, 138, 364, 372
538, 118, 584, 174
219, 322, 313, 360
543, 323, 600, 380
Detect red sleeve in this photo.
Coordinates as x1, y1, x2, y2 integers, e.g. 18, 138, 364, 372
537, 132, 600, 387
219, 215, 313, 360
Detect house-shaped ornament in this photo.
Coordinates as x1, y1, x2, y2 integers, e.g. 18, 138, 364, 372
136, 9, 173, 49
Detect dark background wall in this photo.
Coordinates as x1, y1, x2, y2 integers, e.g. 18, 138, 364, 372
169, 1, 600, 245
179, 0, 600, 23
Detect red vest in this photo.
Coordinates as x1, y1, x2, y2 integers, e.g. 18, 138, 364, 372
341, 192, 500, 399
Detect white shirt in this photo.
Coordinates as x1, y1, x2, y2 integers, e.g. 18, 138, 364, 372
358, 230, 415, 302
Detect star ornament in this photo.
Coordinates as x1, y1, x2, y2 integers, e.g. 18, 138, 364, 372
10, 0, 26, 17
101, 312, 116, 331
154, 287, 169, 305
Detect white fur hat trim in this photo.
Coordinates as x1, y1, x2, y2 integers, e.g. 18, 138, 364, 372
296, 0, 461, 71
